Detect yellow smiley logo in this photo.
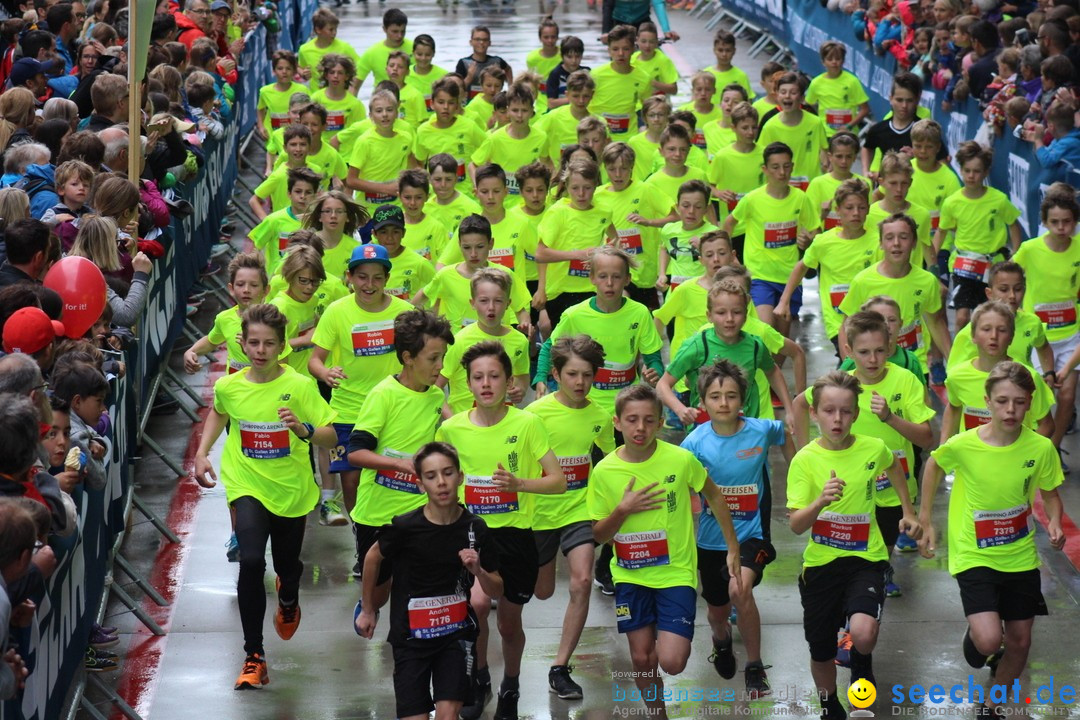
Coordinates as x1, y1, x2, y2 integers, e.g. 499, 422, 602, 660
848, 678, 876, 709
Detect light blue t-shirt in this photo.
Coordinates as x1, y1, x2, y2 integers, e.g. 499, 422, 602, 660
681, 417, 785, 549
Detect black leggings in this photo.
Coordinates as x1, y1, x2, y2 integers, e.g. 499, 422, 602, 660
234, 496, 306, 655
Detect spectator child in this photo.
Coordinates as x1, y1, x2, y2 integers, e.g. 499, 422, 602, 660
41, 159, 94, 228
188, 81, 224, 141
51, 362, 110, 491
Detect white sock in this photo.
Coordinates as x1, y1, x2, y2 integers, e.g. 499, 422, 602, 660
321, 489, 335, 502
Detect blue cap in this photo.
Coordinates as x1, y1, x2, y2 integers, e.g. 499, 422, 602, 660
348, 243, 392, 272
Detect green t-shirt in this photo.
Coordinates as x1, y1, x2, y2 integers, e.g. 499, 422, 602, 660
667, 328, 774, 412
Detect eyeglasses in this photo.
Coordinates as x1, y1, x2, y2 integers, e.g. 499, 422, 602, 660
295, 277, 318, 287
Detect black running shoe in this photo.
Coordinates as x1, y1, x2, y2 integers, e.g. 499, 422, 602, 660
963, 628, 988, 669
549, 665, 583, 700
460, 677, 491, 720
708, 633, 736, 679
744, 661, 771, 698
493, 687, 520, 720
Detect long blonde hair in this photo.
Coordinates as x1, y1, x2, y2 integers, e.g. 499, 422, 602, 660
0, 88, 36, 147
70, 215, 121, 271
0, 187, 30, 228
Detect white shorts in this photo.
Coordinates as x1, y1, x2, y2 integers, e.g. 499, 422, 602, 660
1037, 334, 1080, 375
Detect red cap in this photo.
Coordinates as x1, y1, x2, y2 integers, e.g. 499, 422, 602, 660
2, 307, 65, 355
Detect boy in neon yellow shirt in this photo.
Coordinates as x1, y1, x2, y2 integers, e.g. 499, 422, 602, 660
724, 141, 819, 337
510, 161, 552, 311
656, 179, 716, 293
677, 72, 721, 151
193, 304, 337, 690
628, 95, 670, 182
588, 24, 650, 139
588, 383, 741, 719
526, 18, 562, 95
469, 84, 551, 208
709, 101, 762, 260
346, 89, 416, 218
702, 84, 746, 160
919, 361, 1064, 717
257, 49, 309, 141
291, 104, 346, 190
463, 66, 505, 130
642, 124, 707, 222
398, 169, 451, 264
866, 151, 934, 269
536, 70, 597, 165
757, 72, 830, 192
249, 167, 320, 275
437, 165, 534, 275
706, 29, 754, 104
839, 214, 952, 373
404, 34, 447, 114
631, 21, 677, 97
370, 205, 434, 302
414, 78, 487, 196
805, 42, 870, 132
356, 8, 412, 89
424, 153, 482, 235
787, 371, 919, 717
908, 119, 961, 236
934, 141, 1022, 330
297, 8, 361, 90
805, 132, 867, 232
264, 92, 310, 176
310, 54, 366, 140
435, 342, 564, 720
251, 126, 316, 220
439, 268, 530, 414
385, 50, 427, 128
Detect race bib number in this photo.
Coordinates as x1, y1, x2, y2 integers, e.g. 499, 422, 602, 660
1034, 301, 1077, 330
468, 84, 482, 99
692, 129, 706, 149
424, 95, 433, 112
351, 320, 395, 357
811, 512, 870, 551
488, 247, 516, 270
789, 176, 810, 192
558, 454, 591, 491
823, 211, 841, 230
239, 420, 290, 459
962, 405, 992, 430
953, 250, 993, 283
721, 484, 759, 521
763, 221, 797, 249
896, 321, 923, 352
326, 110, 345, 132
594, 359, 637, 390
828, 284, 849, 312
505, 175, 520, 196
603, 113, 631, 135
614, 530, 670, 569
568, 258, 590, 278
374, 449, 420, 494
269, 112, 291, 129
455, 160, 467, 183
408, 594, 470, 639
974, 504, 1031, 548
227, 359, 250, 375
278, 232, 292, 254
365, 190, 396, 205
617, 227, 643, 255
725, 192, 746, 213
668, 275, 690, 290
464, 474, 519, 515
929, 210, 940, 230
824, 109, 853, 129
874, 451, 908, 491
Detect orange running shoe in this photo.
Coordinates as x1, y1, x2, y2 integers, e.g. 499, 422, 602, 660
273, 576, 302, 640
234, 654, 269, 690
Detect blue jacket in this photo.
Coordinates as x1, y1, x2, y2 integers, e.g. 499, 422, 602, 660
1036, 129, 1080, 178
23, 164, 59, 220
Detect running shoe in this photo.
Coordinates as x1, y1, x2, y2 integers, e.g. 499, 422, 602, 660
835, 630, 853, 667
460, 676, 492, 720
987, 646, 1005, 677
234, 653, 269, 689
593, 572, 615, 596
225, 533, 239, 562
894, 530, 918, 552
708, 633, 736, 679
744, 660, 771, 698
89, 625, 119, 649
274, 578, 301, 640
548, 665, 583, 700
493, 687, 520, 720
962, 628, 1003, 670
319, 496, 348, 526
885, 580, 902, 597
210, 243, 232, 258
820, 693, 847, 719
84, 647, 118, 672
351, 559, 362, 578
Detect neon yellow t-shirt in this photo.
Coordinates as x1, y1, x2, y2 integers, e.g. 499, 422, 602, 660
464, 94, 495, 129
441, 323, 530, 414
379, 248, 434, 301
321, 235, 363, 288
742, 314, 783, 421
847, 366, 935, 507
422, 263, 529, 330
349, 129, 414, 214
931, 426, 1062, 575
508, 205, 544, 282
526, 48, 562, 96
658, 220, 717, 285
439, 212, 534, 273
838, 265, 942, 371
866, 200, 933, 267
802, 227, 879, 339
654, 279, 708, 394
805, 71, 869, 131
297, 38, 362, 89
939, 188, 1021, 270
335, 117, 411, 161
357, 38, 414, 87
526, 392, 616, 530
270, 284, 345, 377
535, 106, 597, 164
909, 161, 962, 232
548, 298, 663, 416
702, 122, 736, 161
471, 127, 551, 207
207, 307, 249, 373
249, 207, 302, 275
425, 193, 482, 236
404, 64, 449, 114
404, 214, 452, 263
708, 143, 762, 236
215, 366, 336, 517
786, 435, 893, 567
806, 172, 871, 232
309, 294, 414, 420
732, 185, 820, 284
642, 165, 708, 215
413, 117, 488, 192
273, 142, 348, 189
631, 50, 678, 90
947, 308, 1045, 369
309, 88, 366, 140
537, 202, 612, 297
588, 62, 650, 138
677, 102, 723, 151
595, 181, 666, 289
757, 112, 831, 189
588, 441, 707, 588
1013, 235, 1080, 343
627, 132, 662, 182
257, 82, 310, 135
705, 65, 754, 105
351, 374, 443, 526
436, 406, 552, 529
945, 359, 1053, 432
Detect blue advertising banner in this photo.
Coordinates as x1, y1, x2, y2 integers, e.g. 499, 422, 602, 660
724, 0, 787, 41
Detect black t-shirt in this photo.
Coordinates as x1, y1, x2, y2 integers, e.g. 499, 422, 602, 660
455, 55, 511, 97
546, 63, 591, 100
864, 118, 948, 161
380, 505, 499, 646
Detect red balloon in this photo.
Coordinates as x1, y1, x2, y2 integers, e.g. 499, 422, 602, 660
43, 256, 107, 339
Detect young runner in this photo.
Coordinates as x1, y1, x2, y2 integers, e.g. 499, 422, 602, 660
588, 383, 742, 718
919, 361, 1065, 717
193, 304, 337, 689
588, 24, 650, 139
303, 190, 367, 288
435, 341, 565, 720
656, 179, 716, 295
398, 169, 451, 264
424, 153, 483, 235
